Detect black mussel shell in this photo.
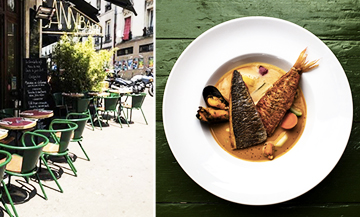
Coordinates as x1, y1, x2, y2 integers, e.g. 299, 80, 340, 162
202, 85, 229, 108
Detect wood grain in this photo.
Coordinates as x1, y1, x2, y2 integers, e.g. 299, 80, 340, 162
156, 0, 360, 215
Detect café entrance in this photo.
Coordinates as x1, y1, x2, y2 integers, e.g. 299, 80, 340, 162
0, 0, 21, 109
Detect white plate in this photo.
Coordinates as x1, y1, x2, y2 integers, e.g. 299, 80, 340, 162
162, 16, 353, 205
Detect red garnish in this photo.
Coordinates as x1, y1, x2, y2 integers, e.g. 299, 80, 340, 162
259, 66, 268, 76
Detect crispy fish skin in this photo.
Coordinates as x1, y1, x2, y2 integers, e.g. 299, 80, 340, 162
256, 48, 319, 136
230, 70, 267, 149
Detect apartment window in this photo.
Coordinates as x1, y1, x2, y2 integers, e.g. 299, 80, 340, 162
94, 37, 100, 45
148, 9, 153, 29
96, 0, 101, 10
117, 47, 133, 56
139, 43, 153, 53
105, 20, 111, 43
105, 2, 111, 12
123, 17, 131, 41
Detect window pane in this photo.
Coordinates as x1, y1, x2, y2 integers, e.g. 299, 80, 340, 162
7, 0, 15, 12
7, 22, 17, 86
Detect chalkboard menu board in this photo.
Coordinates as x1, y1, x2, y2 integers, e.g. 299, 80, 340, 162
23, 58, 51, 109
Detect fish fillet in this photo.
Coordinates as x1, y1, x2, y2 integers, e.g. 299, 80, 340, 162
256, 48, 319, 136
229, 70, 267, 149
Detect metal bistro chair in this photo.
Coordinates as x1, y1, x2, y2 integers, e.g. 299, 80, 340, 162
0, 150, 16, 217
65, 113, 91, 161
0, 132, 49, 210
35, 119, 78, 193
75, 97, 95, 131
96, 96, 129, 128
124, 93, 148, 125
52, 93, 68, 117
0, 108, 15, 119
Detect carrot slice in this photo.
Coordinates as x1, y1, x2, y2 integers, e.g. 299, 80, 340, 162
281, 112, 298, 129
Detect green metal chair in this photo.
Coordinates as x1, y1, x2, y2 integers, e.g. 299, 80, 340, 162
74, 97, 95, 130
124, 93, 148, 125
0, 132, 49, 206
0, 150, 16, 217
97, 96, 129, 128
65, 113, 91, 161
52, 93, 68, 117
35, 119, 78, 193
0, 108, 15, 118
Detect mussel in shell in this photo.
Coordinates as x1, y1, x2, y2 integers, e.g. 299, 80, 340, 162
196, 106, 229, 123
202, 86, 229, 110
196, 85, 229, 123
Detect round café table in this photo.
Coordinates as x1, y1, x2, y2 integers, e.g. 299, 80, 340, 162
0, 129, 8, 140
0, 117, 37, 130
0, 117, 37, 146
62, 93, 84, 98
88, 92, 110, 97
20, 110, 54, 119
62, 93, 86, 113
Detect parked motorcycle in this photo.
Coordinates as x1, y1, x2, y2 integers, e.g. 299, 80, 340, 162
131, 68, 154, 96
108, 67, 154, 96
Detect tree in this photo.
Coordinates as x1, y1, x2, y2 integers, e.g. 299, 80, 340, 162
52, 35, 114, 93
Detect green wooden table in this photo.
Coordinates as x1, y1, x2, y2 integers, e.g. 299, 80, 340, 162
156, 0, 360, 216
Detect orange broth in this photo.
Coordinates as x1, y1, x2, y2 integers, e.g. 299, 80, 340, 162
210, 62, 306, 161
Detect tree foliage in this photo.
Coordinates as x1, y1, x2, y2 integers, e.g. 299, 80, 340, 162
52, 35, 113, 93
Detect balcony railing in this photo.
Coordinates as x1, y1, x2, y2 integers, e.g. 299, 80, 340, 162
143, 26, 153, 36
148, 26, 153, 35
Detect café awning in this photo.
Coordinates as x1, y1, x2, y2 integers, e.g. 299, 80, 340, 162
66, 0, 100, 22
105, 0, 137, 16
41, 0, 102, 47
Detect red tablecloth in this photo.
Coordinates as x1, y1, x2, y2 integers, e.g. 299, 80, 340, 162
0, 117, 37, 130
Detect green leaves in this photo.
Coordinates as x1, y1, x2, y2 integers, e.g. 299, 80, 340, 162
52, 35, 114, 93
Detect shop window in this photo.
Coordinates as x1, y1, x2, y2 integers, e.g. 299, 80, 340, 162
117, 47, 133, 56
7, 0, 15, 12
105, 20, 111, 43
139, 43, 153, 53
123, 17, 131, 41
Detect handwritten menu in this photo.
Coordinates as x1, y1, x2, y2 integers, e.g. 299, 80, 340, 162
23, 58, 50, 109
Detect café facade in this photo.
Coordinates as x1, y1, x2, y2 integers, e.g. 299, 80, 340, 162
0, 0, 135, 111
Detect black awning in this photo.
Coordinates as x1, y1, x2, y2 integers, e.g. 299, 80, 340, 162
67, 0, 99, 22
105, 0, 137, 16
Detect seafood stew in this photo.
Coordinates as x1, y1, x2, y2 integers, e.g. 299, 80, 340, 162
196, 49, 318, 161
211, 62, 307, 161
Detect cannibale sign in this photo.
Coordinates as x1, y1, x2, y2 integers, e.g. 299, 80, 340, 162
23, 58, 51, 109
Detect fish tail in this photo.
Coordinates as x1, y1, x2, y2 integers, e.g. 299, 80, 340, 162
293, 48, 319, 73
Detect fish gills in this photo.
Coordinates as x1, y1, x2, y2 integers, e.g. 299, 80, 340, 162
229, 70, 267, 149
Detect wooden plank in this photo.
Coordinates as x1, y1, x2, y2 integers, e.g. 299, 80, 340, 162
156, 0, 360, 40
155, 40, 192, 77
156, 0, 360, 215
157, 203, 360, 217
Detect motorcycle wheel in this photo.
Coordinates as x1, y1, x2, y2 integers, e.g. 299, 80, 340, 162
148, 83, 154, 97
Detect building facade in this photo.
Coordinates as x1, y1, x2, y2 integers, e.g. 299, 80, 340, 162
89, 0, 154, 79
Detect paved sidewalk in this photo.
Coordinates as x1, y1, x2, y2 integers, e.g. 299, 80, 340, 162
3, 94, 155, 217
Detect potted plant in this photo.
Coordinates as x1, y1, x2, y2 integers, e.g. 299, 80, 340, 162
51, 35, 114, 93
